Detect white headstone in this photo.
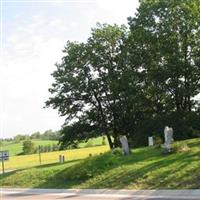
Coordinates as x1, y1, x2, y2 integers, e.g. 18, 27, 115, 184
164, 126, 174, 152
119, 136, 129, 155
59, 155, 64, 163
148, 136, 154, 146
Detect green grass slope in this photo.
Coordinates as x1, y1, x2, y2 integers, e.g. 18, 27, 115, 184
1, 138, 200, 189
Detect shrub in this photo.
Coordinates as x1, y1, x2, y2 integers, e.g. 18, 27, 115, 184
192, 129, 200, 137
172, 142, 190, 153
112, 147, 124, 156
22, 140, 35, 155
154, 136, 162, 148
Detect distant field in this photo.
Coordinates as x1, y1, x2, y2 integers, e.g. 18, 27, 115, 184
78, 137, 107, 148
0, 140, 58, 156
0, 137, 107, 156
0, 145, 109, 170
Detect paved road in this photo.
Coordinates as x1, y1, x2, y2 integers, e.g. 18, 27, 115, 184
0, 193, 191, 200
1, 190, 199, 200
1, 189, 200, 200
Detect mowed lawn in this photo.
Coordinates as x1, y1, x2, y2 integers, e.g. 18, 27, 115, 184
1, 145, 109, 170
0, 138, 200, 189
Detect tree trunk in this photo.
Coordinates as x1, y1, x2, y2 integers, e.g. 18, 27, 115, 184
113, 133, 121, 148
105, 133, 114, 149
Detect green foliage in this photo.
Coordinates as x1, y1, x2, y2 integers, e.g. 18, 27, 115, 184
153, 136, 162, 148
111, 147, 124, 156
30, 130, 61, 140
22, 140, 35, 155
172, 142, 190, 153
30, 132, 41, 139
46, 23, 130, 149
14, 135, 28, 143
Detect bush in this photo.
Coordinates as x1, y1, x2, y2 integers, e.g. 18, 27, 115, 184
112, 147, 124, 156
154, 136, 162, 148
172, 142, 190, 153
22, 140, 35, 155
192, 129, 200, 137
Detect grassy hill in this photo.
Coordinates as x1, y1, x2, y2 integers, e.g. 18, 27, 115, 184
0, 138, 200, 189
0, 145, 109, 170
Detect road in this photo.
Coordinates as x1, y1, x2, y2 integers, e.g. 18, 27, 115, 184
1, 190, 199, 200
0, 193, 190, 200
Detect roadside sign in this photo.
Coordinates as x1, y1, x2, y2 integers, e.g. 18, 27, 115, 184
0, 151, 9, 174
0, 151, 9, 161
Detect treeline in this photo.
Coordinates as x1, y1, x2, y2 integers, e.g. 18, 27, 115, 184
13, 129, 61, 143
46, 0, 200, 149
22, 140, 60, 155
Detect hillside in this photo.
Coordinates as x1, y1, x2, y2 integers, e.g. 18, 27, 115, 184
0, 138, 200, 189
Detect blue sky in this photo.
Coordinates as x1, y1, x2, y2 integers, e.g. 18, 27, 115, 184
0, 0, 139, 138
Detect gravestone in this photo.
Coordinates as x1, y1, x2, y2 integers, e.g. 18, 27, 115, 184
164, 126, 174, 153
59, 155, 65, 163
119, 136, 129, 155
148, 136, 154, 146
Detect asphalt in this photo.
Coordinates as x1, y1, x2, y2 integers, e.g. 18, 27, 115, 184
1, 189, 200, 200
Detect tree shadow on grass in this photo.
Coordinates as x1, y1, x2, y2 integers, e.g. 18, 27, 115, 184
0, 169, 22, 180
34, 149, 198, 189
0, 159, 82, 188
34, 159, 82, 169
187, 139, 200, 148
1, 146, 199, 190
78, 151, 200, 189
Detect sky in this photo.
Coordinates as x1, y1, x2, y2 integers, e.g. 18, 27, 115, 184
0, 0, 140, 138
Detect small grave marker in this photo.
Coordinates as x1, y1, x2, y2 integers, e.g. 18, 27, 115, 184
148, 136, 154, 146
119, 136, 129, 155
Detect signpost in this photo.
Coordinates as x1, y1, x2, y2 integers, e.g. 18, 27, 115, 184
0, 151, 9, 174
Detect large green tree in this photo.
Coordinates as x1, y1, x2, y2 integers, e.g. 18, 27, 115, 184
127, 0, 200, 143
46, 0, 200, 148
46, 24, 132, 148
128, 0, 200, 113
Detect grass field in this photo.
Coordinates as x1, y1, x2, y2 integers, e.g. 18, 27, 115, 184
0, 145, 109, 170
0, 140, 58, 156
0, 138, 200, 189
0, 137, 107, 156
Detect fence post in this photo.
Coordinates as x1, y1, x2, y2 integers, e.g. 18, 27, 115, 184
38, 145, 42, 165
